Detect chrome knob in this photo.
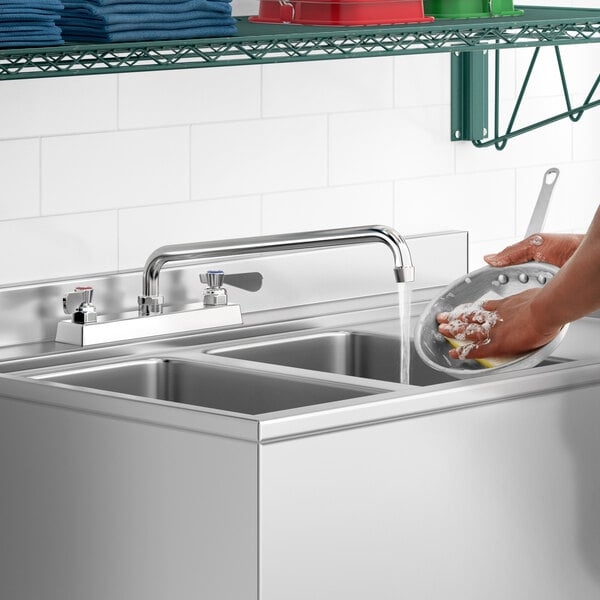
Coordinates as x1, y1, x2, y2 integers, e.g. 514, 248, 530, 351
202, 270, 228, 306
206, 270, 225, 288
63, 286, 97, 324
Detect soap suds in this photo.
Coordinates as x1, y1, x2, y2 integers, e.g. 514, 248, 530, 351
442, 299, 502, 356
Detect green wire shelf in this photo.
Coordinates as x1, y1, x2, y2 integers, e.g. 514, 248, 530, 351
0, 6, 600, 80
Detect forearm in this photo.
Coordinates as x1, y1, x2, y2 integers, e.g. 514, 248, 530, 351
531, 205, 600, 332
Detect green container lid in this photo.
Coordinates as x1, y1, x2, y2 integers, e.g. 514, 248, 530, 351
423, 0, 524, 19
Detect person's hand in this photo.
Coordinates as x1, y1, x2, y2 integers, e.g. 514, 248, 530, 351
484, 233, 583, 268
436, 289, 561, 360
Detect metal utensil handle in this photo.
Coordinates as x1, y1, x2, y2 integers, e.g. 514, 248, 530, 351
525, 167, 560, 237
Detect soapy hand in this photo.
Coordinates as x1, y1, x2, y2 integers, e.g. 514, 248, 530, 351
436, 289, 561, 360
484, 233, 583, 268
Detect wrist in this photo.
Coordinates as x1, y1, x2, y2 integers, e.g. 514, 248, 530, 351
528, 288, 566, 336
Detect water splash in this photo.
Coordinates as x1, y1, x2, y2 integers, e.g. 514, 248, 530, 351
397, 283, 411, 385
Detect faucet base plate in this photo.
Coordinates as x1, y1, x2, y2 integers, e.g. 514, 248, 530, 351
56, 304, 243, 347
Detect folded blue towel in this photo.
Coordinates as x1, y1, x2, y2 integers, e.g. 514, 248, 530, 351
0, 39, 63, 47
61, 24, 236, 41
0, 0, 63, 8
61, 15, 236, 31
62, 2, 232, 22
59, 0, 237, 42
70, 0, 231, 5
0, 24, 60, 33
0, 0, 64, 48
62, 0, 231, 14
0, 15, 62, 24
0, 8, 63, 16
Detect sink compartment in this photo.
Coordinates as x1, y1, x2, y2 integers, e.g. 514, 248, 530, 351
208, 331, 455, 385
28, 358, 385, 415
207, 331, 568, 386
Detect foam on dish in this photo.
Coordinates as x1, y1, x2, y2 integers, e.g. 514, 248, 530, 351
442, 291, 518, 368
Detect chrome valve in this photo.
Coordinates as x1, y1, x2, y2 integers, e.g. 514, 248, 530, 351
202, 270, 228, 306
63, 286, 97, 324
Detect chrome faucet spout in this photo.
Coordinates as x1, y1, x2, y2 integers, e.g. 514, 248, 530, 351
139, 225, 415, 315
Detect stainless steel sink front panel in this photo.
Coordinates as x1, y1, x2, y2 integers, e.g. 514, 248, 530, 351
30, 358, 386, 416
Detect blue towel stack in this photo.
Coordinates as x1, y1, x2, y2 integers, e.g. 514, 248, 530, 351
59, 0, 236, 42
0, 0, 64, 48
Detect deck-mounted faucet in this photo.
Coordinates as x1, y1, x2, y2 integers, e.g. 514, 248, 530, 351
138, 225, 414, 316
56, 226, 414, 346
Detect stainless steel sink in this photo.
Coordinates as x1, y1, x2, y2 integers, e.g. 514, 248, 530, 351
207, 331, 457, 386
27, 357, 385, 415
207, 331, 568, 386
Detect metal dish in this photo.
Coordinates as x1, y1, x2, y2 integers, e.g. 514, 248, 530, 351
414, 263, 569, 378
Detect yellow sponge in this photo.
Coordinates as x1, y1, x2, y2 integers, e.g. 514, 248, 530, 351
445, 337, 515, 369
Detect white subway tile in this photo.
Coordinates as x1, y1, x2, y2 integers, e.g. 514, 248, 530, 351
118, 67, 261, 129
516, 161, 600, 234
514, 46, 565, 100
0, 139, 39, 221
232, 0, 256, 15
490, 49, 518, 102
573, 105, 600, 162
455, 97, 572, 173
394, 170, 516, 242
118, 196, 261, 270
520, 0, 573, 6
513, 42, 600, 101
262, 183, 393, 234
0, 76, 117, 140
552, 44, 600, 98
191, 116, 327, 198
41, 127, 189, 214
262, 58, 394, 117
394, 54, 450, 108
329, 107, 454, 185
0, 212, 117, 285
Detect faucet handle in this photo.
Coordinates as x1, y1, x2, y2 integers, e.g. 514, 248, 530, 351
205, 269, 225, 288
63, 286, 97, 324
199, 271, 263, 292
202, 270, 228, 306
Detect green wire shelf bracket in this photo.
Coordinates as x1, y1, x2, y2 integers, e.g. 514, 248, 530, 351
464, 46, 600, 150
451, 50, 489, 142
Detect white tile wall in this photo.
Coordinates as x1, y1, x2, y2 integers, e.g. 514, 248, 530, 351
0, 212, 118, 284
0, 139, 39, 221
118, 196, 261, 269
0, 76, 117, 140
394, 170, 516, 242
118, 66, 261, 129
262, 58, 394, 117
516, 161, 600, 234
329, 107, 454, 185
0, 0, 598, 286
262, 183, 393, 234
394, 54, 450, 108
191, 116, 327, 198
573, 106, 600, 162
41, 127, 190, 214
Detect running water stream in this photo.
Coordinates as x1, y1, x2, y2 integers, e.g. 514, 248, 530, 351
397, 283, 411, 385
